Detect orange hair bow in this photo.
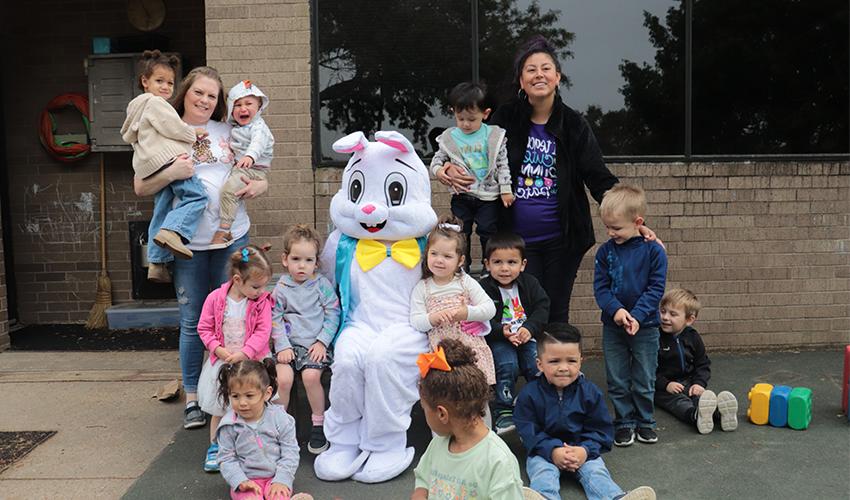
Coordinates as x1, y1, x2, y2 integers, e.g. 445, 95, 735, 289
243, 80, 252, 88
417, 346, 452, 378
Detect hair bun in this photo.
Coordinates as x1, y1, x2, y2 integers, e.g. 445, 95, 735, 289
437, 338, 478, 367
142, 49, 162, 60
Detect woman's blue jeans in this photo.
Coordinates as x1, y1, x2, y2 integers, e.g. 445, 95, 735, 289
602, 324, 660, 429
173, 233, 249, 394
527, 455, 625, 500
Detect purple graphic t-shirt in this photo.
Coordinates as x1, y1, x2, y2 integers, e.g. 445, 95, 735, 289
512, 124, 560, 243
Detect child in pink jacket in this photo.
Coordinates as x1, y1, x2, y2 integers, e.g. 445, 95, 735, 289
197, 244, 274, 472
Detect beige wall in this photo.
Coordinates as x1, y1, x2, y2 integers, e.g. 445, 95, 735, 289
206, 0, 316, 254
1, 0, 847, 352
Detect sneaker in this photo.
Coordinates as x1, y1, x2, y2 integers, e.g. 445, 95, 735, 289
203, 442, 219, 472
522, 486, 547, 500
636, 427, 658, 444
494, 412, 516, 435
154, 229, 193, 259
620, 486, 657, 500
696, 389, 718, 434
183, 402, 206, 429
717, 390, 739, 431
614, 427, 635, 447
147, 263, 171, 283
208, 229, 234, 250
307, 425, 329, 454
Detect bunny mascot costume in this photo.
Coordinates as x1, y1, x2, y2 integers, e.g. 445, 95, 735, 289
314, 131, 437, 483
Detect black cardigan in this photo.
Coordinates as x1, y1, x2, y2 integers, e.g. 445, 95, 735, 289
479, 272, 550, 345
490, 94, 618, 254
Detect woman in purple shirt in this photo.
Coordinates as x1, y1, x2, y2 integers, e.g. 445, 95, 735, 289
438, 36, 654, 322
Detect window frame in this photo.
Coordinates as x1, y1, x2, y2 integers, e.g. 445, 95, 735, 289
311, 0, 850, 167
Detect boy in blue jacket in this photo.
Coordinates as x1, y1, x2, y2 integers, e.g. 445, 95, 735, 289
593, 184, 667, 446
515, 323, 655, 500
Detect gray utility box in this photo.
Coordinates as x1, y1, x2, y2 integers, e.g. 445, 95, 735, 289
86, 53, 181, 152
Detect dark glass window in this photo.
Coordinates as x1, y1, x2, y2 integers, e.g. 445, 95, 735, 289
316, 0, 473, 162
495, 1, 685, 155
315, 0, 849, 161
693, 0, 849, 154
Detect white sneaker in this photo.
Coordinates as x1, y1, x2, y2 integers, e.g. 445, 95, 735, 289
717, 390, 739, 431
697, 390, 717, 434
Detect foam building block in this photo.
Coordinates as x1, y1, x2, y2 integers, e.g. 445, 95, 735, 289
842, 346, 850, 414
748, 383, 773, 425
787, 387, 813, 430
769, 385, 792, 427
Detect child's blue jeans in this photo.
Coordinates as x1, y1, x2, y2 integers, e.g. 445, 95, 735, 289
527, 455, 625, 500
491, 338, 539, 413
602, 324, 659, 430
147, 176, 207, 264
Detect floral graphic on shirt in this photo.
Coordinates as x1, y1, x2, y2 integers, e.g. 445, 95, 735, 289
219, 136, 235, 165
428, 471, 480, 499
192, 136, 217, 164
516, 135, 558, 200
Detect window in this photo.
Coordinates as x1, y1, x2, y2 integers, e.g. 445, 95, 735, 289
314, 0, 849, 163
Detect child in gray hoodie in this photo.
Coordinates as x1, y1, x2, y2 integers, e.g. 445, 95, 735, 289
211, 80, 276, 248
271, 224, 341, 455
215, 359, 312, 499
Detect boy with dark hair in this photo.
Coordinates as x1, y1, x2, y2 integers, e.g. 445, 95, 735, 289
515, 323, 656, 500
431, 82, 512, 270
479, 233, 549, 435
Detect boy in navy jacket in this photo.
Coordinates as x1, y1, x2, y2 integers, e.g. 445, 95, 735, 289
593, 184, 667, 446
515, 323, 655, 500
656, 288, 738, 434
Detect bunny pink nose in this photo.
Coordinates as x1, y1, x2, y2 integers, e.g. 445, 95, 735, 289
361, 204, 376, 215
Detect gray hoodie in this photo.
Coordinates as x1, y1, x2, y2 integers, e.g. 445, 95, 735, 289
226, 81, 275, 167
216, 404, 299, 489
271, 274, 341, 351
429, 124, 511, 201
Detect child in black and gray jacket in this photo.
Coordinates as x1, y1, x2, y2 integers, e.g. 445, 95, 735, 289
656, 288, 738, 434
478, 232, 549, 435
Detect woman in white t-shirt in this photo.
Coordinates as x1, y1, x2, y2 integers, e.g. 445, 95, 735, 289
133, 66, 268, 430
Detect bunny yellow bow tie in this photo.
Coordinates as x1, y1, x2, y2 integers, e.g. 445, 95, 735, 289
355, 238, 421, 272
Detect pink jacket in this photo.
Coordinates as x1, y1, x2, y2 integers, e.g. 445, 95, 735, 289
198, 281, 273, 364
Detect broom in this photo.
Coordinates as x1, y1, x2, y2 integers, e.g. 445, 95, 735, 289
85, 153, 111, 329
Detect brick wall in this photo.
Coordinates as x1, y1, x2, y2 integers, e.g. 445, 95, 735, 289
1, 0, 205, 324
205, 0, 316, 259
318, 161, 850, 352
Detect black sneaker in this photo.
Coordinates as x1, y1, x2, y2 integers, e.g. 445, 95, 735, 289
494, 412, 516, 435
636, 427, 658, 444
307, 425, 329, 454
183, 402, 206, 429
614, 427, 635, 447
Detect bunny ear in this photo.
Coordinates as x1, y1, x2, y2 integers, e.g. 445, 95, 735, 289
375, 130, 414, 153
333, 132, 369, 154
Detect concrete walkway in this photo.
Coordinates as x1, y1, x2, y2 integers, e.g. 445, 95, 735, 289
1, 349, 849, 499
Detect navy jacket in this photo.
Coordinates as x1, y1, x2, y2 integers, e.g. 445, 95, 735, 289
656, 326, 711, 391
593, 236, 667, 328
479, 272, 550, 345
514, 374, 614, 463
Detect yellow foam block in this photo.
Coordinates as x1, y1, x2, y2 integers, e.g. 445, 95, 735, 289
748, 383, 773, 425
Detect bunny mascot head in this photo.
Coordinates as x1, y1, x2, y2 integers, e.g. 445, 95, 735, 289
315, 131, 436, 483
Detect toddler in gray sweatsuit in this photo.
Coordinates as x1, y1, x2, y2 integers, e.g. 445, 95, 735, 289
271, 224, 341, 454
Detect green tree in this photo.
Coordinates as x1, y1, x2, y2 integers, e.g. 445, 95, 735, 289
593, 0, 848, 155
317, 0, 572, 154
